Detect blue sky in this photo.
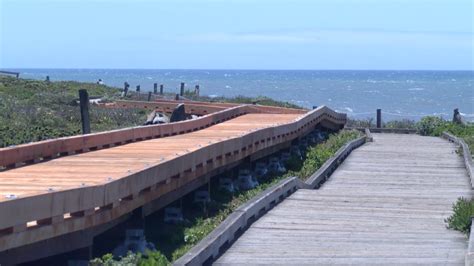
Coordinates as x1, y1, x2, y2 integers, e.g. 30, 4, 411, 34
0, 0, 473, 70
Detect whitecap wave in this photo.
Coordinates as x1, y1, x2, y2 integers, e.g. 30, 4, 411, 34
408, 87, 425, 91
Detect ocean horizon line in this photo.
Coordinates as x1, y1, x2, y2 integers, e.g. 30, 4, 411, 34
2, 68, 473, 72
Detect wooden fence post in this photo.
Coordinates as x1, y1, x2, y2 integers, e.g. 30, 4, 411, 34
376, 109, 382, 128
123, 82, 129, 96
79, 89, 91, 134
160, 84, 164, 95
147, 91, 152, 101
136, 85, 141, 100
195, 85, 200, 96
153, 83, 158, 94
180, 82, 185, 96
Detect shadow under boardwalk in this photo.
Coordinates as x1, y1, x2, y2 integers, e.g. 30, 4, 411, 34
215, 133, 472, 265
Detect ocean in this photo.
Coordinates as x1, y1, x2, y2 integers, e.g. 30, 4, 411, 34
6, 69, 474, 121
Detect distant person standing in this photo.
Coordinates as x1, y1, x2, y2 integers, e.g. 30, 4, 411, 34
452, 108, 465, 125
97, 79, 104, 85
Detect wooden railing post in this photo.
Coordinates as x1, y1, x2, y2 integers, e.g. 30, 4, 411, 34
123, 82, 129, 96
180, 82, 185, 96
78, 89, 91, 134
147, 91, 152, 101
195, 85, 200, 96
153, 83, 158, 94
376, 109, 382, 128
160, 84, 164, 95
136, 85, 141, 100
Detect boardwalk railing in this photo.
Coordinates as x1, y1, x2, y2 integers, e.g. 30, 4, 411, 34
441, 132, 474, 265
174, 132, 366, 266
103, 100, 306, 116
441, 132, 473, 188
305, 136, 366, 189
0, 105, 250, 169
0, 70, 19, 78
346, 127, 416, 134
175, 177, 305, 266
0, 105, 345, 252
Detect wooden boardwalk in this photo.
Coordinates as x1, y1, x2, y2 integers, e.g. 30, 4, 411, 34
0, 114, 299, 201
216, 133, 472, 265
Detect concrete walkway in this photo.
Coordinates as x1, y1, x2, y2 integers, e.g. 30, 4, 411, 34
216, 133, 472, 265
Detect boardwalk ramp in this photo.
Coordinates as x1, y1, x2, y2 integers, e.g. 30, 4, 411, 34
216, 133, 472, 265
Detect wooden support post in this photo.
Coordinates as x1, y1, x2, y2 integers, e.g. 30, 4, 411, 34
180, 82, 185, 96
79, 89, 91, 134
175, 93, 180, 100
153, 83, 158, 94
195, 85, 200, 96
147, 91, 152, 101
376, 109, 382, 128
123, 82, 129, 96
136, 85, 140, 92
160, 84, 164, 95
45, 76, 50, 82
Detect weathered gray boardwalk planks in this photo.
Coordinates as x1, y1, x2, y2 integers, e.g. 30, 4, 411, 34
216, 133, 473, 265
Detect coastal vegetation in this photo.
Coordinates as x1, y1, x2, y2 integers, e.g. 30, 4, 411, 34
0, 76, 145, 148
445, 197, 474, 236
90, 129, 360, 265
347, 116, 473, 154
416, 116, 474, 154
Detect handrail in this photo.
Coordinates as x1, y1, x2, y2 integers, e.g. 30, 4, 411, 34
110, 99, 307, 115
0, 105, 346, 245
0, 70, 19, 78
0, 105, 251, 168
441, 132, 474, 188
345, 127, 416, 134
466, 218, 474, 265
110, 100, 228, 115
174, 132, 364, 266
365, 128, 373, 142
305, 136, 366, 188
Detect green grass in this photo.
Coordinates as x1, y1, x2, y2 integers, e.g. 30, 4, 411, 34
416, 116, 474, 154
91, 129, 361, 265
0, 76, 146, 147
445, 197, 474, 237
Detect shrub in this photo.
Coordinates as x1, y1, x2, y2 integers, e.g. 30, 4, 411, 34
445, 197, 474, 236
89, 250, 170, 266
416, 116, 446, 136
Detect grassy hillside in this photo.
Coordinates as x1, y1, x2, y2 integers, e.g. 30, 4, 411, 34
0, 77, 145, 148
